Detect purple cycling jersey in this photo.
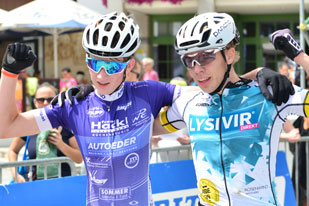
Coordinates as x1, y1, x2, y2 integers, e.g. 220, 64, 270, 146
34, 80, 177, 206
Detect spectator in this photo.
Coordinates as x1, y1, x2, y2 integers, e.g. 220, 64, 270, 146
59, 67, 77, 92
8, 82, 82, 183
126, 57, 142, 82
76, 71, 88, 85
279, 62, 294, 84
142, 57, 159, 81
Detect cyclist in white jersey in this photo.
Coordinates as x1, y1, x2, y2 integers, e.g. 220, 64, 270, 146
0, 11, 296, 206
153, 13, 309, 206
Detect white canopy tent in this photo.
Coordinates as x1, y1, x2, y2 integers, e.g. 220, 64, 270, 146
0, 0, 103, 78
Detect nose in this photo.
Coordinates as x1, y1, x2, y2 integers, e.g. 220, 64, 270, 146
96, 67, 109, 78
191, 62, 205, 73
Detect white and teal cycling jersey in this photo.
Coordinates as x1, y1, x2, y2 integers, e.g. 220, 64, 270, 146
33, 80, 179, 206
159, 79, 309, 206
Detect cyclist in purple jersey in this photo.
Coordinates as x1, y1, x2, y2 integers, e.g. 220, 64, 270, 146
0, 12, 295, 206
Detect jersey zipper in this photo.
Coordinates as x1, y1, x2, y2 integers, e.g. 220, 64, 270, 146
219, 94, 231, 205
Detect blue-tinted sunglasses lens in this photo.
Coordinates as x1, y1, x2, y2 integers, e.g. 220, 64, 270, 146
86, 57, 129, 75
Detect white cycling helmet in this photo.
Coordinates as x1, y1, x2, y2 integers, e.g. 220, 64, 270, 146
82, 12, 141, 58
175, 12, 240, 55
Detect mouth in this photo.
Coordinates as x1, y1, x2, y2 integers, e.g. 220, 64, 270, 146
198, 77, 211, 86
97, 81, 110, 88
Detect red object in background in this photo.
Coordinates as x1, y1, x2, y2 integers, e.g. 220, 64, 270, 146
102, 0, 107, 7
127, 0, 182, 4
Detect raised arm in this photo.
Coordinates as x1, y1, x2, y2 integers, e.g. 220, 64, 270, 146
271, 28, 309, 73
0, 43, 40, 138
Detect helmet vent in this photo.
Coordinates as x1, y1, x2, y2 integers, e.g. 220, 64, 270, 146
216, 39, 223, 44
130, 25, 134, 35
199, 22, 208, 33
121, 34, 131, 49
111, 31, 120, 48
183, 26, 188, 38
102, 36, 108, 46
104, 22, 113, 31
214, 20, 220, 24
191, 21, 199, 36
201, 29, 211, 43
96, 19, 103, 27
122, 17, 128, 22
119, 21, 125, 31
93, 29, 99, 45
86, 29, 90, 44
178, 28, 182, 36
180, 40, 199, 47
110, 15, 117, 20
127, 39, 138, 53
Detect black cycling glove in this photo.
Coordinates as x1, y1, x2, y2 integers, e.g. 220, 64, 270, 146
51, 84, 94, 107
257, 68, 295, 105
271, 28, 303, 60
2, 42, 37, 74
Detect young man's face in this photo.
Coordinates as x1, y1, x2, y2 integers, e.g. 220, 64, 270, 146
88, 54, 133, 95
186, 49, 230, 94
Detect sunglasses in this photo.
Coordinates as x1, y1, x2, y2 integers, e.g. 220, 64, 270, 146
35, 97, 54, 104
86, 56, 130, 75
130, 70, 140, 79
181, 49, 218, 69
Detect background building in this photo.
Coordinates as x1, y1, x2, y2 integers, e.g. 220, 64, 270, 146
0, 0, 307, 82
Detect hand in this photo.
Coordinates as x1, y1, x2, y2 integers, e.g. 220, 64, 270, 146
152, 136, 162, 147
51, 84, 94, 107
47, 127, 64, 147
287, 128, 301, 143
257, 68, 295, 105
2, 42, 37, 74
270, 28, 303, 60
176, 135, 191, 145
15, 174, 26, 183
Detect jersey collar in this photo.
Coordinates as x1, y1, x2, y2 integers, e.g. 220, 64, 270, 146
95, 83, 125, 101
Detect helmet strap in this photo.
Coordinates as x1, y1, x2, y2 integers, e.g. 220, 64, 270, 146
108, 69, 127, 95
209, 50, 232, 95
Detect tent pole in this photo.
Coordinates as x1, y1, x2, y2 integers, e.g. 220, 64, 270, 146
53, 28, 58, 78
299, 0, 306, 89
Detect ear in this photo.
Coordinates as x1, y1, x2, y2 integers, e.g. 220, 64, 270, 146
126, 58, 136, 73
226, 48, 235, 65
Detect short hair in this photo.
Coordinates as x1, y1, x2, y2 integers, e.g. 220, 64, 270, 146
62, 67, 71, 73
35, 82, 58, 96
76, 71, 85, 75
142, 57, 154, 66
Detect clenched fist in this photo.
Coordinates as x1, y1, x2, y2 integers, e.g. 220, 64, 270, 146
2, 42, 37, 74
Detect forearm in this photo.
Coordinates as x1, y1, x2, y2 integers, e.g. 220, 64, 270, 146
294, 52, 309, 74
8, 150, 19, 178
57, 143, 83, 163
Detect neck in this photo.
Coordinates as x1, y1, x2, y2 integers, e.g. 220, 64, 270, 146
218, 68, 240, 95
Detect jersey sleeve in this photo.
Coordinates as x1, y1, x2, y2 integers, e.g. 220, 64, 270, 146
158, 93, 187, 133
145, 80, 181, 117
277, 85, 309, 118
33, 102, 72, 132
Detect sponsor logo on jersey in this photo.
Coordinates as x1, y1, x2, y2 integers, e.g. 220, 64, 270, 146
198, 178, 220, 205
189, 108, 259, 133
91, 117, 129, 134
88, 107, 104, 118
99, 186, 131, 200
87, 136, 136, 151
39, 109, 46, 121
125, 153, 139, 169
132, 108, 151, 126
116, 101, 132, 111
